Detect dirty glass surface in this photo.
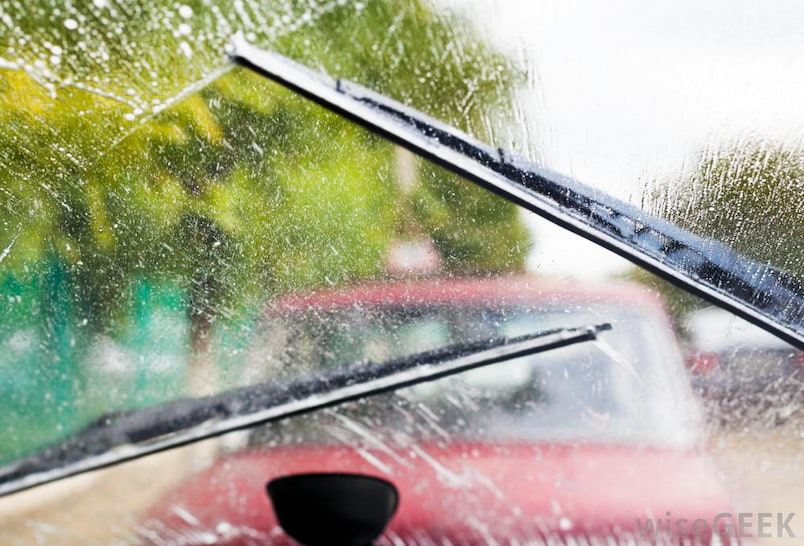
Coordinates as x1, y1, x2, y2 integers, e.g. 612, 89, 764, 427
0, 0, 802, 545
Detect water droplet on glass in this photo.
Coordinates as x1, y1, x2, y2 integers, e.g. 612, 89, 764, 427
178, 41, 192, 58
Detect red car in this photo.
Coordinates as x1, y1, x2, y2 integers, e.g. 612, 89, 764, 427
140, 276, 735, 545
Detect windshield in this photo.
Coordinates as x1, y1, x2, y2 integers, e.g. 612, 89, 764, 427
0, 1, 801, 544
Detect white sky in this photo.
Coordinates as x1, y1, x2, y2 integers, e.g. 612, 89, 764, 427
442, 0, 804, 279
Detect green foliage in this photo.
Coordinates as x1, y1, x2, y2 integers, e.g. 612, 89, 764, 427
0, 0, 530, 337
637, 140, 804, 323
412, 162, 530, 274
650, 141, 803, 278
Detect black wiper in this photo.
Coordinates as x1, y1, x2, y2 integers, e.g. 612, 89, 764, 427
0, 322, 609, 496
227, 36, 803, 349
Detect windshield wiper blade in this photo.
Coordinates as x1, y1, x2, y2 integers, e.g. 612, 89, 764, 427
0, 322, 609, 496
227, 37, 803, 349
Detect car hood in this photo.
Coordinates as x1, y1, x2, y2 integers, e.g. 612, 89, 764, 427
141, 442, 734, 545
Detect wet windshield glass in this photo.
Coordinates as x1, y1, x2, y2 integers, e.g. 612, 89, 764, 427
254, 298, 694, 445
0, 1, 801, 544
257, 296, 694, 445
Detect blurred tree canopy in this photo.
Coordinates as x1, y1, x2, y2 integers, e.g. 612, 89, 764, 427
0, 0, 530, 347
652, 141, 803, 278
634, 140, 804, 327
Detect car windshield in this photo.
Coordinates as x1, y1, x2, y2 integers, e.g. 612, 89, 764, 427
0, 1, 801, 544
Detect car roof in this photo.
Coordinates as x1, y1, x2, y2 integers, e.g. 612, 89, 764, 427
266, 275, 669, 314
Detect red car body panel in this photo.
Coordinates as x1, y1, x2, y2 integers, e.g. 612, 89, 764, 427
142, 442, 735, 545
266, 276, 671, 315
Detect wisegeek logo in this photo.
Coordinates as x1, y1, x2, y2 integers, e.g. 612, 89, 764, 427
635, 512, 796, 540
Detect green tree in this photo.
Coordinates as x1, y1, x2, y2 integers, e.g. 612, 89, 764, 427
634, 140, 804, 326
651, 141, 803, 277
0, 0, 531, 403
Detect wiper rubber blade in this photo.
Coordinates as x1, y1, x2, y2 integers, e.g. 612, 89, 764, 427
0, 323, 609, 496
227, 36, 803, 349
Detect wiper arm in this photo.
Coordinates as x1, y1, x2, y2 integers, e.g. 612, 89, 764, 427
227, 37, 803, 349
0, 322, 610, 496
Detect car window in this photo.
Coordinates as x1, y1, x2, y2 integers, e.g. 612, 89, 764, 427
0, 1, 801, 544
248, 302, 697, 446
